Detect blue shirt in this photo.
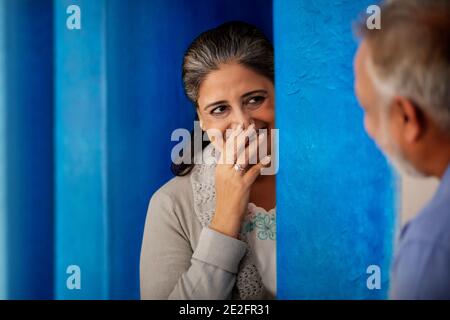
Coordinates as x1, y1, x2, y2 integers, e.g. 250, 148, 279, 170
391, 165, 450, 300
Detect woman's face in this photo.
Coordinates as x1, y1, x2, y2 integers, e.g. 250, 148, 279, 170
197, 62, 275, 156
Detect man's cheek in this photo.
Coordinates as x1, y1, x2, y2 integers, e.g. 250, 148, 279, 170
364, 116, 376, 140
374, 128, 394, 157
364, 117, 389, 154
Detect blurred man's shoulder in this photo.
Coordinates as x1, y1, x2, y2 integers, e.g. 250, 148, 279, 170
392, 195, 450, 299
401, 191, 450, 247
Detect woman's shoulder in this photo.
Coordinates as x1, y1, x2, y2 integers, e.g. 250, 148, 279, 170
150, 173, 194, 210
146, 172, 203, 242
148, 156, 215, 230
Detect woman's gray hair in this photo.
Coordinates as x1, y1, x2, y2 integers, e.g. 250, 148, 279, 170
182, 21, 274, 105
356, 0, 450, 132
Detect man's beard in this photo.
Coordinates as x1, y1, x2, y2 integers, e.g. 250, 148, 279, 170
378, 115, 425, 178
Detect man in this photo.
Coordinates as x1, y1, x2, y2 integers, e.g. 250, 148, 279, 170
354, 0, 450, 299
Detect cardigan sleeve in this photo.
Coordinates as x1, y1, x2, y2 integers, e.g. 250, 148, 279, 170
139, 189, 248, 300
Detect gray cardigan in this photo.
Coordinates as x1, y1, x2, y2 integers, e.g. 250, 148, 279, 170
140, 173, 271, 299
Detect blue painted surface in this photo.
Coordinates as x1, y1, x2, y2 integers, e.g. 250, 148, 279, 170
0, 0, 7, 300
274, 0, 396, 299
54, 0, 109, 299
0, 0, 54, 299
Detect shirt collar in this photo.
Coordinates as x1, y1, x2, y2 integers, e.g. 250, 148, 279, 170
436, 163, 450, 198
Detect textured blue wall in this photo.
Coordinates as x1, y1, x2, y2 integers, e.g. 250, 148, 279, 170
275, 0, 396, 299
0, 0, 54, 299
0, 0, 6, 300
54, 0, 110, 299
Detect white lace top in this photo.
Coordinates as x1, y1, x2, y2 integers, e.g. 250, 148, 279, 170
190, 143, 276, 299
242, 203, 277, 297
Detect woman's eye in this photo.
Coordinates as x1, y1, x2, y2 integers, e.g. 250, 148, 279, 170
246, 96, 266, 108
211, 105, 228, 115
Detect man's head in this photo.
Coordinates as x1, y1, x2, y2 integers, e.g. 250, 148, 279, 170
354, 0, 450, 178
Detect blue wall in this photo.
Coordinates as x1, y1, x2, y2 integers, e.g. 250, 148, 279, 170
0, 0, 54, 299
275, 0, 396, 299
54, 0, 110, 299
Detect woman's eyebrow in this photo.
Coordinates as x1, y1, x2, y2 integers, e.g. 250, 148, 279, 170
241, 90, 268, 99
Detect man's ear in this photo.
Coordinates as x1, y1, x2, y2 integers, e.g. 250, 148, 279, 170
392, 96, 424, 143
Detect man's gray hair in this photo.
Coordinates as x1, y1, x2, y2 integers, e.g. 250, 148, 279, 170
356, 0, 450, 132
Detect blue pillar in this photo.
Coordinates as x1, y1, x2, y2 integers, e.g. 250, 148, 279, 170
274, 0, 396, 299
0, 0, 54, 299
0, 0, 6, 300
54, 0, 109, 299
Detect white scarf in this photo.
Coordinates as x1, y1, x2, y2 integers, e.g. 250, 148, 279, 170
190, 143, 276, 299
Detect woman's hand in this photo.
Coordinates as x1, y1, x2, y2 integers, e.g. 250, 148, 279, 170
209, 124, 271, 238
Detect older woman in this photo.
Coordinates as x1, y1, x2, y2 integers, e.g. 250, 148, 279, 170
140, 21, 276, 300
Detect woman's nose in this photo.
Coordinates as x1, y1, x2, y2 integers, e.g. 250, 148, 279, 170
231, 109, 254, 129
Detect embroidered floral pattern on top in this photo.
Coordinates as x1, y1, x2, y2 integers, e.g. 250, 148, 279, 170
243, 211, 276, 241
190, 144, 266, 300
242, 202, 277, 297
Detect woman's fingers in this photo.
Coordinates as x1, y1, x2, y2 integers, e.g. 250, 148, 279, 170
236, 129, 265, 170
235, 123, 256, 165
219, 123, 269, 176
221, 123, 255, 166
220, 124, 243, 165
243, 155, 272, 186
235, 123, 255, 153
